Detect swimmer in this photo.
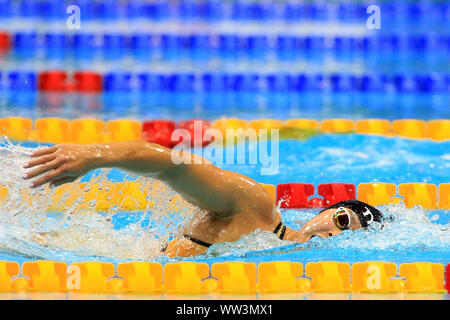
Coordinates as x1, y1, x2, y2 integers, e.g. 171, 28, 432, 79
23, 141, 383, 257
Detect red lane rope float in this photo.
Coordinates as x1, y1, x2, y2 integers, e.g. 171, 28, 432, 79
73, 71, 103, 93
318, 183, 356, 207
142, 120, 176, 148
276, 183, 315, 208
446, 264, 449, 293
0, 31, 10, 54
38, 70, 68, 92
174, 119, 214, 148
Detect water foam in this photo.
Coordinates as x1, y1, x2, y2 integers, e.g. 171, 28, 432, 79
0, 138, 201, 262
202, 203, 449, 261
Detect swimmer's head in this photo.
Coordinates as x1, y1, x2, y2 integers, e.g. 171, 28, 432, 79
297, 200, 383, 242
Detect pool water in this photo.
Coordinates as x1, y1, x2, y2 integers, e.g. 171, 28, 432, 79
0, 134, 448, 267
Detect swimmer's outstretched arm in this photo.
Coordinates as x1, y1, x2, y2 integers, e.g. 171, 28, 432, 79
23, 141, 274, 218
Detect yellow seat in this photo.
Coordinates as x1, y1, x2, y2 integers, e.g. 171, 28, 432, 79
284, 119, 319, 130
117, 262, 163, 294
0, 261, 20, 292
258, 261, 304, 294
211, 262, 257, 294
35, 118, 70, 144
0, 117, 33, 141
352, 262, 400, 293
107, 119, 142, 142
399, 262, 445, 293
260, 183, 275, 203
163, 262, 210, 294
438, 183, 450, 209
305, 261, 351, 292
22, 260, 68, 292
248, 119, 284, 130
69, 119, 106, 144
398, 183, 437, 209
68, 262, 115, 293
357, 183, 397, 206
211, 118, 248, 135
392, 120, 426, 139
427, 120, 450, 141
355, 119, 391, 135
321, 119, 354, 133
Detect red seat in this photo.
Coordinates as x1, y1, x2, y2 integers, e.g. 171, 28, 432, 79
174, 120, 213, 147
276, 183, 315, 208
142, 120, 175, 148
318, 183, 356, 206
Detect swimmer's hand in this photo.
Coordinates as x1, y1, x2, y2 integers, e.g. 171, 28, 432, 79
23, 144, 99, 188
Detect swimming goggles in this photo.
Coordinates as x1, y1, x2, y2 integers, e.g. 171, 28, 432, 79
332, 207, 352, 230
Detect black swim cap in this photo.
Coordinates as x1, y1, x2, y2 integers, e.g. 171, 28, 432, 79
319, 200, 383, 228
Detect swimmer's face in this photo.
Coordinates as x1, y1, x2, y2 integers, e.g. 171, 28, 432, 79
297, 208, 362, 242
